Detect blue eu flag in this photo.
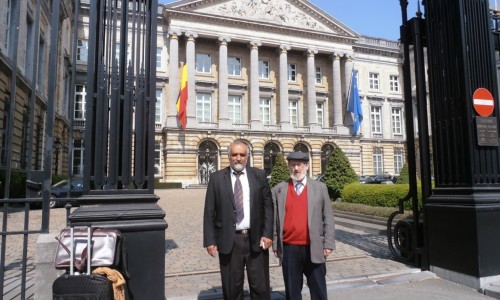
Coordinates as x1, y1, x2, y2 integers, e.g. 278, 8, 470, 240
347, 70, 363, 135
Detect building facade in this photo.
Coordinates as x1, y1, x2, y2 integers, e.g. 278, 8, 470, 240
0, 0, 74, 196
9, 0, 405, 188
159, 0, 405, 187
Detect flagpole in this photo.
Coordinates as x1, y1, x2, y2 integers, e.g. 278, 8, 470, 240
343, 66, 355, 124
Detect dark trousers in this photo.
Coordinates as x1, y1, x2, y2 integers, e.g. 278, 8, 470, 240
219, 233, 271, 300
282, 244, 327, 300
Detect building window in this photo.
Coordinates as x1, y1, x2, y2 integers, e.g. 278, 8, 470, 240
155, 89, 163, 124
73, 139, 84, 175
289, 100, 298, 126
196, 93, 212, 122
74, 85, 86, 120
394, 147, 404, 175
259, 98, 271, 125
156, 47, 162, 69
316, 102, 324, 127
392, 107, 402, 134
228, 57, 241, 76
5, 0, 15, 54
196, 53, 211, 73
288, 64, 296, 82
37, 36, 45, 91
114, 43, 131, 66
154, 142, 161, 176
369, 72, 379, 90
390, 75, 399, 92
371, 106, 382, 134
1, 101, 9, 165
25, 15, 34, 79
77, 40, 88, 62
315, 67, 322, 84
373, 147, 383, 174
259, 60, 269, 79
228, 95, 242, 123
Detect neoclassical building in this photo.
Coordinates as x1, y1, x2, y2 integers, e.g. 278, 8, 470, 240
0, 0, 406, 190
160, 0, 406, 187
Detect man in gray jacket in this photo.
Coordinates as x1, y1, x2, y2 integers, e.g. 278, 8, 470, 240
272, 151, 335, 300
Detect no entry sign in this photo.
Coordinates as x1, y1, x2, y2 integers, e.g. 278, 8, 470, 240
473, 88, 495, 117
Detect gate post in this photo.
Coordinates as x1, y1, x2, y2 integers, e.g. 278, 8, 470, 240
67, 0, 167, 298
425, 0, 500, 290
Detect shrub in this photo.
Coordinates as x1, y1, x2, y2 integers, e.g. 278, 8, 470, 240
0, 170, 27, 198
396, 163, 409, 184
342, 182, 423, 210
269, 154, 290, 188
52, 174, 68, 185
324, 147, 358, 200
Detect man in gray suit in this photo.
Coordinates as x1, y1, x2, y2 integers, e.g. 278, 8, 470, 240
203, 141, 273, 300
272, 151, 335, 300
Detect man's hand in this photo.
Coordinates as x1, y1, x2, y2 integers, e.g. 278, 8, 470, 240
323, 248, 332, 258
259, 237, 272, 250
206, 245, 218, 257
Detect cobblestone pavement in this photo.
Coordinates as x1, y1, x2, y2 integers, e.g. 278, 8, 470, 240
2, 188, 416, 299
1, 204, 69, 299
159, 188, 416, 299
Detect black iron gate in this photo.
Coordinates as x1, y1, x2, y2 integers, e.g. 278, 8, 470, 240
387, 0, 500, 268
0, 0, 69, 298
387, 1, 432, 268
1, 0, 161, 297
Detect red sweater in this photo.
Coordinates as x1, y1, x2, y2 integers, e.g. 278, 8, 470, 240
283, 180, 310, 245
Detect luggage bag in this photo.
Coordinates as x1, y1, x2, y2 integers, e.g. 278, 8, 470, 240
52, 225, 114, 300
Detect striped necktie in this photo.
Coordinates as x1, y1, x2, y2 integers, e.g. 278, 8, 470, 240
295, 182, 303, 195
234, 172, 244, 223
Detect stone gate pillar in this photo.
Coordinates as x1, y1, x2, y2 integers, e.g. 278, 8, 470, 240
425, 0, 500, 290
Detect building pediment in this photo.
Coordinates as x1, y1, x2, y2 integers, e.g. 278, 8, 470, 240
165, 0, 357, 38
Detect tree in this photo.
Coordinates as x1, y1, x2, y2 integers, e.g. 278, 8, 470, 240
396, 163, 409, 184
324, 147, 358, 200
269, 154, 290, 188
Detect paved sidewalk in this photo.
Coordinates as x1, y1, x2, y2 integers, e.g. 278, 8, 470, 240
158, 188, 495, 300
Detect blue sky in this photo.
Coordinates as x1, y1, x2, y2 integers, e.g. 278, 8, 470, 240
159, 0, 422, 41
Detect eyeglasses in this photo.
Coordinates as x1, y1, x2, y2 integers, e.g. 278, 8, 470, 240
288, 162, 307, 168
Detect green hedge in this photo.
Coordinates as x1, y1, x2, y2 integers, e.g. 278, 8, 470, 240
154, 181, 182, 189
0, 170, 27, 198
341, 182, 423, 210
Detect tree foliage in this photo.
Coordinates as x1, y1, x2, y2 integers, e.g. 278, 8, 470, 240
269, 154, 290, 188
324, 147, 358, 200
396, 163, 409, 184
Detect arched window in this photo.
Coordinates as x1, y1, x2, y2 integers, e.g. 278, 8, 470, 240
263, 142, 281, 176
198, 141, 218, 184
293, 143, 309, 154
321, 144, 334, 174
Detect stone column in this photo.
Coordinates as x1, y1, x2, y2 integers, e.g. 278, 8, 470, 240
167, 31, 180, 127
344, 55, 354, 103
306, 49, 320, 133
218, 36, 231, 128
279, 44, 292, 131
250, 40, 263, 130
332, 53, 343, 126
185, 32, 198, 125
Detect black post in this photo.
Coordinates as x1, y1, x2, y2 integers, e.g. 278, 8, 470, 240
54, 139, 61, 175
69, 0, 167, 298
425, 0, 500, 290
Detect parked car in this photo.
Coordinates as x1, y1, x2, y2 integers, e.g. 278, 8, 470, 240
311, 174, 325, 182
359, 175, 375, 184
367, 174, 394, 184
50, 178, 84, 208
